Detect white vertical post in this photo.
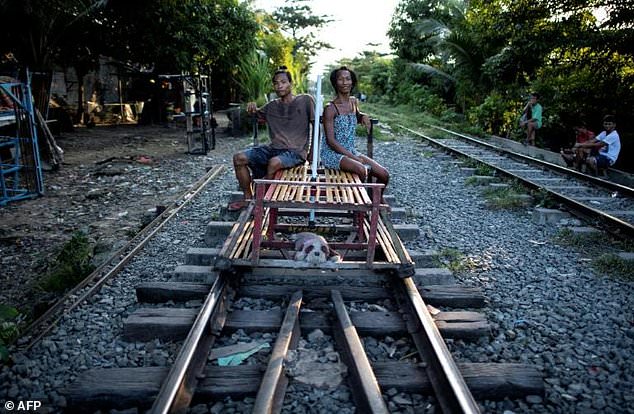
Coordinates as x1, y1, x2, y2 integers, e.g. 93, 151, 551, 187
311, 75, 322, 178
309, 75, 323, 227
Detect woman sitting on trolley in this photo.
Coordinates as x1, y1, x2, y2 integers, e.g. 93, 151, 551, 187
320, 66, 389, 190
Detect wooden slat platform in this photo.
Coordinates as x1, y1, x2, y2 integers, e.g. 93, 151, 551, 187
218, 164, 414, 273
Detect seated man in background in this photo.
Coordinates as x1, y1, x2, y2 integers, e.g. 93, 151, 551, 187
229, 66, 315, 211
519, 92, 542, 146
574, 115, 621, 176
561, 123, 595, 170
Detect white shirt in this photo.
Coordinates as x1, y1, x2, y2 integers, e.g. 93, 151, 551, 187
597, 130, 621, 164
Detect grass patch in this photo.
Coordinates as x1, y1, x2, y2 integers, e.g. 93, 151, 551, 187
554, 228, 634, 280
434, 248, 467, 273
532, 188, 559, 209
39, 232, 95, 292
460, 158, 494, 175
0, 304, 20, 361
481, 181, 532, 209
475, 164, 495, 176
363, 102, 438, 131
553, 228, 600, 249
354, 123, 391, 141
592, 254, 634, 281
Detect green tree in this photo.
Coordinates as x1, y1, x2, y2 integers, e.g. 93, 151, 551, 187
272, 0, 333, 58
0, 0, 107, 115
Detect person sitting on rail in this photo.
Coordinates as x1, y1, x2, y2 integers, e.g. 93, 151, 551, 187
320, 66, 389, 190
519, 92, 542, 146
575, 114, 621, 176
229, 66, 315, 212
560, 122, 596, 170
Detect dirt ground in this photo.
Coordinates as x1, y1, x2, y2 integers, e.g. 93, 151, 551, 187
0, 117, 242, 319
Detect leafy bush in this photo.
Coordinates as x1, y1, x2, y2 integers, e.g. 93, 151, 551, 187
39, 232, 95, 292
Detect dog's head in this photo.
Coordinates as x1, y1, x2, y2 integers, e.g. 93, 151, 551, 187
293, 232, 341, 264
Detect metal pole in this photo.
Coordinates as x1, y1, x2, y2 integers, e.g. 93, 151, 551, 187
309, 75, 323, 227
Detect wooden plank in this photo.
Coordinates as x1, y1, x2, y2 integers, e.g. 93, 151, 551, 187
63, 361, 542, 411
63, 367, 167, 411
373, 361, 543, 400
245, 267, 388, 282
331, 290, 389, 413
253, 290, 302, 413
122, 308, 196, 342
124, 308, 486, 342
136, 282, 211, 303
64, 366, 262, 410
419, 285, 486, 308
130, 282, 485, 311
240, 285, 388, 300
196, 365, 262, 398
234, 258, 400, 270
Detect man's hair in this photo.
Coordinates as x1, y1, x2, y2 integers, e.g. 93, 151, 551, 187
530, 92, 540, 99
273, 66, 292, 83
603, 114, 616, 123
330, 66, 358, 92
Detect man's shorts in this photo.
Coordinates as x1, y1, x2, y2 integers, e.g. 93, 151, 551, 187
595, 153, 613, 169
245, 145, 304, 179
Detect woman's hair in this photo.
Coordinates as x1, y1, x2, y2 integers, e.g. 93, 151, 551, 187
272, 66, 292, 83
603, 114, 616, 123
330, 66, 357, 92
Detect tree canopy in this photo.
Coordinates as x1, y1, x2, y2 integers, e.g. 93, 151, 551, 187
384, 0, 633, 162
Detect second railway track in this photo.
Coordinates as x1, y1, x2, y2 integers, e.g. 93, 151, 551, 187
398, 124, 634, 237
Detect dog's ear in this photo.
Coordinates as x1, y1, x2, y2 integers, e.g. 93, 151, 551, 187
327, 247, 342, 262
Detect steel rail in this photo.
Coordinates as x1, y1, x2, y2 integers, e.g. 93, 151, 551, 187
253, 290, 303, 413
426, 124, 634, 197
399, 125, 634, 237
398, 277, 480, 414
20, 165, 225, 350
150, 276, 228, 414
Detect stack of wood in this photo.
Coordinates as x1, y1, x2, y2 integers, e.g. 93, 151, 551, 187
35, 108, 64, 169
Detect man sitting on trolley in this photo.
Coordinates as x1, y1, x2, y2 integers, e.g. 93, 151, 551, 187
229, 66, 314, 212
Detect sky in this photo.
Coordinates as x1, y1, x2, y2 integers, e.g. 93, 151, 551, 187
252, 0, 400, 79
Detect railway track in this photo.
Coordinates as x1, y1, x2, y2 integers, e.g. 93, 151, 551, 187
399, 125, 634, 237
62, 191, 543, 413
18, 165, 226, 350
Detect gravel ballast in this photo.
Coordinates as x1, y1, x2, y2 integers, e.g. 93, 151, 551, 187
1, 128, 633, 413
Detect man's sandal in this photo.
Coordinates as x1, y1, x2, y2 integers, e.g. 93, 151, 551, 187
227, 199, 250, 212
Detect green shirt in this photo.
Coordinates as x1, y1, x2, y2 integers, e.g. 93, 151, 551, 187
531, 103, 542, 128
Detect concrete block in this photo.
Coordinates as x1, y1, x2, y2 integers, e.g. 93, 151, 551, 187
510, 194, 533, 206
186, 247, 220, 266
616, 252, 634, 262
467, 175, 497, 185
171, 265, 217, 283
409, 249, 440, 268
413, 268, 455, 286
389, 206, 406, 220
393, 224, 420, 241
228, 191, 244, 203
532, 208, 570, 225
489, 183, 510, 189
568, 226, 601, 238
204, 221, 234, 246
382, 194, 396, 206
